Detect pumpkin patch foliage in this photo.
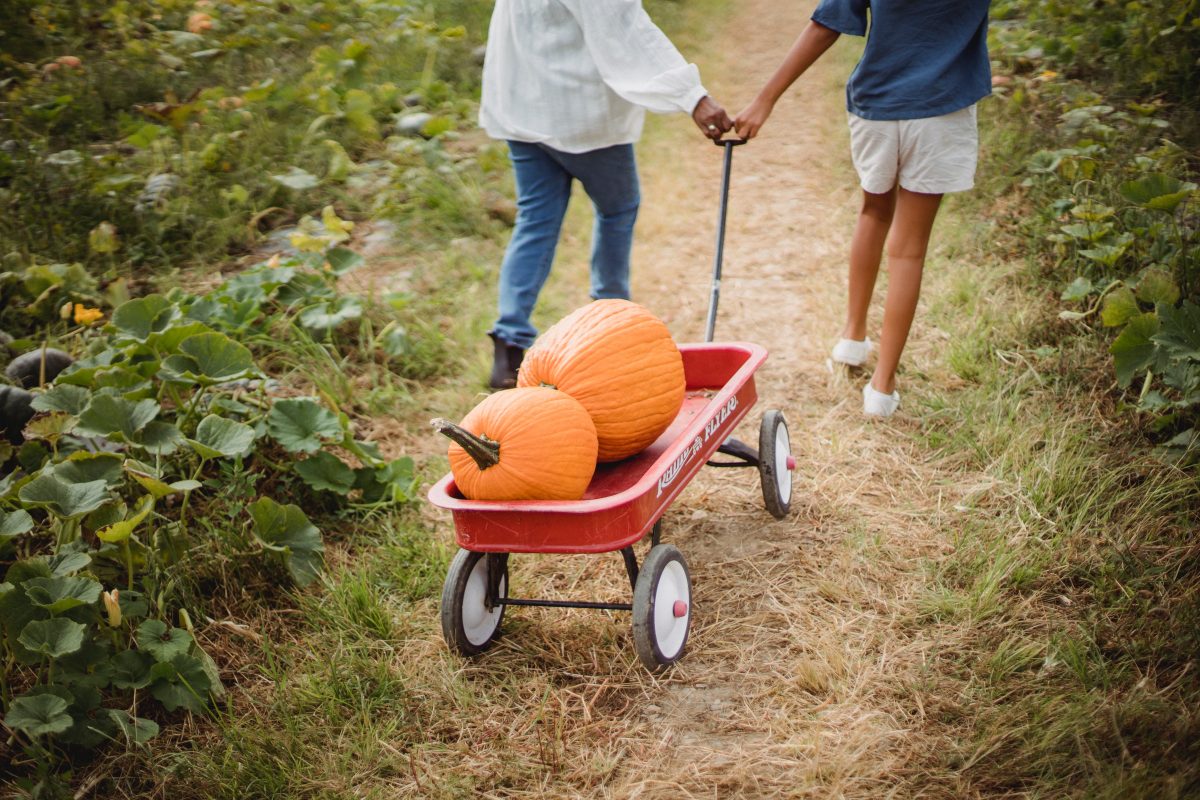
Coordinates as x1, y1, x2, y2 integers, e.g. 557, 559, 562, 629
0, 233, 421, 785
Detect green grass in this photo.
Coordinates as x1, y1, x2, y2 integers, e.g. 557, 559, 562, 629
902, 99, 1200, 794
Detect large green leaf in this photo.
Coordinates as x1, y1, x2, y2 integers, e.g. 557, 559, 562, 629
109, 649, 155, 690
150, 321, 216, 353
75, 393, 160, 440
30, 384, 89, 415
133, 420, 186, 455
272, 166, 320, 190
294, 450, 355, 494
1153, 301, 1200, 362
218, 265, 296, 300
55, 452, 124, 486
355, 456, 418, 505
324, 247, 364, 276
136, 619, 193, 662
267, 398, 342, 454
149, 654, 214, 713
22, 412, 76, 443
4, 693, 73, 737
19, 618, 86, 658
19, 473, 109, 519
161, 332, 256, 384
24, 576, 102, 614
112, 295, 181, 342
1110, 312, 1161, 388
108, 709, 160, 745
378, 324, 412, 359
1100, 287, 1140, 328
126, 466, 201, 499
1060, 222, 1112, 243
298, 297, 363, 331
0, 572, 50, 664
1079, 233, 1133, 267
0, 509, 34, 546
189, 414, 256, 459
250, 497, 324, 586
1119, 173, 1197, 213
48, 552, 92, 577
1135, 268, 1181, 307
96, 495, 155, 544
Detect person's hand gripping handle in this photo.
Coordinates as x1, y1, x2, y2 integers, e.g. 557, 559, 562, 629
693, 96, 734, 141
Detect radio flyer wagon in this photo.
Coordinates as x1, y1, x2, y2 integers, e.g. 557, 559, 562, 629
428, 139, 795, 671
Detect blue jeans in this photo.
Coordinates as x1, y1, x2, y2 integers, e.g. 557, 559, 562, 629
490, 140, 640, 349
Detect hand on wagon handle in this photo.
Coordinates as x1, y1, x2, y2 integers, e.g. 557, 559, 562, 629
734, 97, 774, 140
692, 96, 734, 141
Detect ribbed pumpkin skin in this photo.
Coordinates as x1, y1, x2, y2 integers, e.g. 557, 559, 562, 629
449, 387, 598, 501
517, 300, 685, 462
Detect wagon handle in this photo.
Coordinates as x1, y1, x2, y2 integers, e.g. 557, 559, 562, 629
704, 138, 746, 342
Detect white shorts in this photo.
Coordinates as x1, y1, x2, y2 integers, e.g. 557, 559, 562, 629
848, 105, 978, 195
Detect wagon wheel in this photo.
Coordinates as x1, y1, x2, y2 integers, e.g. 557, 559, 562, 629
758, 409, 793, 519
632, 545, 691, 671
441, 549, 508, 657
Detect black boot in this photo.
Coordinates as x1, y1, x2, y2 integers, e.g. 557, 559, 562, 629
488, 333, 525, 390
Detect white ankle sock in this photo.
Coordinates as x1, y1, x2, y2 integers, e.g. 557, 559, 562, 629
831, 337, 872, 367
862, 383, 900, 417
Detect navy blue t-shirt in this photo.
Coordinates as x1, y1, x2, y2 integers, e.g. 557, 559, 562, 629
812, 0, 991, 121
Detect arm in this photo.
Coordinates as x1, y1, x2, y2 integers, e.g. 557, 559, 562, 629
735, 21, 841, 139
560, 0, 732, 139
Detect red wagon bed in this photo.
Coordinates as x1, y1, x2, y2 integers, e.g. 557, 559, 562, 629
430, 342, 772, 553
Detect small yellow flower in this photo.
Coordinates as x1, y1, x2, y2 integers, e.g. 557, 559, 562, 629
1040, 70, 1058, 81
102, 589, 122, 627
74, 304, 104, 326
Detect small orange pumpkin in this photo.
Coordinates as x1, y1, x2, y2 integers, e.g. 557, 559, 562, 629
517, 299, 685, 462
433, 387, 598, 501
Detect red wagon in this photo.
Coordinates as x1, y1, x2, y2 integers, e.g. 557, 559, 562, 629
427, 141, 794, 670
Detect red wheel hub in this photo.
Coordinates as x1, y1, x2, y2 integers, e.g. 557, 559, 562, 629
786, 456, 796, 471
672, 600, 688, 618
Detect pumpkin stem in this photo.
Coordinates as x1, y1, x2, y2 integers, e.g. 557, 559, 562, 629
431, 418, 500, 470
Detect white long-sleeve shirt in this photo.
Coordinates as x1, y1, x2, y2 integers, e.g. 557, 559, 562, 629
479, 0, 709, 154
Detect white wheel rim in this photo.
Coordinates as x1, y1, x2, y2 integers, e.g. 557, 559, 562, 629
774, 423, 792, 506
462, 557, 505, 647
652, 560, 690, 658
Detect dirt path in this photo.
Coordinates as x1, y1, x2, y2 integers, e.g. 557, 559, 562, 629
602, 0, 968, 794
397, 2, 982, 796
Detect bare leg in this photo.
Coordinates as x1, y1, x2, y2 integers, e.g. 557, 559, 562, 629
842, 188, 896, 341
872, 187, 943, 394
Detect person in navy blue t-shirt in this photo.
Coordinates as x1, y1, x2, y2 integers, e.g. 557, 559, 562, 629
735, 0, 991, 418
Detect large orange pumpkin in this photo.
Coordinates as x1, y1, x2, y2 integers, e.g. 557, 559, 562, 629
517, 299, 685, 462
433, 387, 598, 501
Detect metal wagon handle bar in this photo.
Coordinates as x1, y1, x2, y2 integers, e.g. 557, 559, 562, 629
705, 137, 748, 343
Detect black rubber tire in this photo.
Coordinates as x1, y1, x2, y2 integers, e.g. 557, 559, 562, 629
632, 544, 692, 672
440, 549, 507, 657
759, 409, 792, 520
